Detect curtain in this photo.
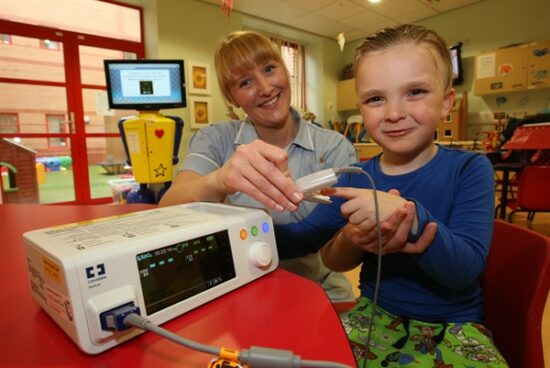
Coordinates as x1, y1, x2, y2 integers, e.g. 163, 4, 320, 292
270, 37, 306, 112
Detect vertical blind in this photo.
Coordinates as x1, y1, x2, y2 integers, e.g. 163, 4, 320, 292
270, 37, 306, 113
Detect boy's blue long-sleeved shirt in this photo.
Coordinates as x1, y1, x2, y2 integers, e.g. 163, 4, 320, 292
275, 146, 495, 323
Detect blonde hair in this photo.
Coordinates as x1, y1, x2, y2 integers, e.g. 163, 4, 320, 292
354, 24, 453, 89
215, 30, 288, 106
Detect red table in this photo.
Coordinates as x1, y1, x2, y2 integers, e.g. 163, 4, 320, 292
0, 204, 355, 368
495, 122, 550, 219
501, 122, 550, 150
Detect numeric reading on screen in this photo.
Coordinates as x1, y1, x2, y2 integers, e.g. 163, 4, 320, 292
136, 230, 236, 315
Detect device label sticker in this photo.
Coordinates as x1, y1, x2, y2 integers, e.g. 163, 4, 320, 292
126, 131, 141, 153
45, 285, 74, 323
42, 256, 61, 284
27, 257, 46, 303
37, 208, 212, 251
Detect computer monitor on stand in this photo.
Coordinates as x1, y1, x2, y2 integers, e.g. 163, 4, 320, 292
104, 59, 186, 203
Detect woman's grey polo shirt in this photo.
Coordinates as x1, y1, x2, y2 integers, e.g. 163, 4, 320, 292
180, 110, 357, 301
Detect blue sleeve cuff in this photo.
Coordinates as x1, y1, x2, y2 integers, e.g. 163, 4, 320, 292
406, 198, 432, 243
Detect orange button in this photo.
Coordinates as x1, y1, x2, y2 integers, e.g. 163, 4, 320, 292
239, 229, 247, 240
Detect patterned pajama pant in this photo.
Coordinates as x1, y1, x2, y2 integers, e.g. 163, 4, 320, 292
341, 297, 509, 368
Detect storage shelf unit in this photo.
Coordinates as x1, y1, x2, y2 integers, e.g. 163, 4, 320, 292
474, 40, 550, 95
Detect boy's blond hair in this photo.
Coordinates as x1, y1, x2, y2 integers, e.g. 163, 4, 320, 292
215, 30, 288, 106
354, 24, 453, 89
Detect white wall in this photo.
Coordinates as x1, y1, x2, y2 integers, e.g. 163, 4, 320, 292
141, 0, 340, 159
132, 0, 550, 146
340, 0, 550, 140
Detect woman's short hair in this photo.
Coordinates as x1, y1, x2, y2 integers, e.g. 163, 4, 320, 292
215, 30, 288, 105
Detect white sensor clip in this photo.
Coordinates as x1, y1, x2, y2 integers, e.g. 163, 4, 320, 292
295, 168, 338, 204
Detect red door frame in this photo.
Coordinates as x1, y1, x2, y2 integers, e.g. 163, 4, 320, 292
0, 11, 144, 204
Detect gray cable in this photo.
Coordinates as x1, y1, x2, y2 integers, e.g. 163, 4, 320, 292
124, 314, 353, 368
123, 313, 220, 356
334, 166, 383, 368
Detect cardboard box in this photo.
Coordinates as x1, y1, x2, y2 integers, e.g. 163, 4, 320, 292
528, 40, 550, 89
474, 44, 528, 95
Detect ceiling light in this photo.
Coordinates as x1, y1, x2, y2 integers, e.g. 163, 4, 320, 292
368, 0, 381, 3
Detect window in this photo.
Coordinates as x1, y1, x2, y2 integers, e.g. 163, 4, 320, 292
46, 114, 67, 147
0, 0, 141, 43
0, 0, 144, 204
271, 36, 306, 112
40, 39, 60, 51
0, 113, 18, 133
123, 51, 138, 60
0, 33, 11, 45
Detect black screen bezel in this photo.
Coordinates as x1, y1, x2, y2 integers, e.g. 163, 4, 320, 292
104, 59, 186, 110
450, 43, 464, 86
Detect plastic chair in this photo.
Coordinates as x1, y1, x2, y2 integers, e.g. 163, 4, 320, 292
505, 165, 550, 222
343, 115, 365, 143
328, 118, 345, 134
483, 220, 550, 368
333, 220, 550, 368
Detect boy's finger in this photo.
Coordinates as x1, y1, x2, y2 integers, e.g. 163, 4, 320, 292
320, 187, 362, 199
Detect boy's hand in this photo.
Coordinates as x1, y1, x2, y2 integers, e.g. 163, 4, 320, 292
324, 187, 436, 254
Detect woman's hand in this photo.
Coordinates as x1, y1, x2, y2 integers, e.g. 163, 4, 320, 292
212, 140, 303, 212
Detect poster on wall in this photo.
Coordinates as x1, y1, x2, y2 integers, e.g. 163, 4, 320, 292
189, 96, 212, 129
187, 61, 211, 95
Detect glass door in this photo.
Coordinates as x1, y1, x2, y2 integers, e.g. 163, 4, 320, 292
0, 15, 143, 204
78, 44, 139, 202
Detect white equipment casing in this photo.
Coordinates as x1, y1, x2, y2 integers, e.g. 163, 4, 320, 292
24, 203, 278, 354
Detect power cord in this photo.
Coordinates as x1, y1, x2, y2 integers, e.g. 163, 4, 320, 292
333, 167, 383, 368
122, 313, 352, 368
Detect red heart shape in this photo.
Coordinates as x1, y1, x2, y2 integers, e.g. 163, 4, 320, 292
155, 128, 164, 138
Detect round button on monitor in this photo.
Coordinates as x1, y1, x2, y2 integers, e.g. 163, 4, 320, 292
248, 241, 272, 268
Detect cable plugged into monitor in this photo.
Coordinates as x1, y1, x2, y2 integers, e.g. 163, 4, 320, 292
100, 302, 141, 332
121, 313, 352, 368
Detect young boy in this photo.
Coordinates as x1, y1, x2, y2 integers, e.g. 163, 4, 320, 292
275, 25, 508, 367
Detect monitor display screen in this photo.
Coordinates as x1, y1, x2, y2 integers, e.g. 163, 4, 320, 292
136, 230, 236, 315
104, 60, 186, 110
449, 43, 464, 86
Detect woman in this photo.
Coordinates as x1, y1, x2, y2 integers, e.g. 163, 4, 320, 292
160, 30, 357, 301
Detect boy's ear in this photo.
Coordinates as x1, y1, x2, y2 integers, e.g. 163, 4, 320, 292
441, 88, 456, 120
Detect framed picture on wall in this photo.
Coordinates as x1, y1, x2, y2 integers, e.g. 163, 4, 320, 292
189, 96, 213, 129
187, 61, 211, 95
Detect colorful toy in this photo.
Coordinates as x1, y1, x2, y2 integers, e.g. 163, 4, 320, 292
104, 59, 186, 204
118, 112, 183, 204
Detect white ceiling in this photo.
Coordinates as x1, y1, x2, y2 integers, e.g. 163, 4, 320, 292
198, 0, 482, 42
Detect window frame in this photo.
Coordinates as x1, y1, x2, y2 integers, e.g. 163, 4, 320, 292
0, 33, 12, 45
39, 39, 61, 51
0, 113, 20, 134
45, 113, 68, 148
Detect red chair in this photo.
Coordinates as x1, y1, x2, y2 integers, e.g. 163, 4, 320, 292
483, 220, 550, 368
333, 220, 550, 368
506, 165, 550, 223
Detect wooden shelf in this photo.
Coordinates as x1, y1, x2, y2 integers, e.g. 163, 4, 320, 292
336, 79, 357, 111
